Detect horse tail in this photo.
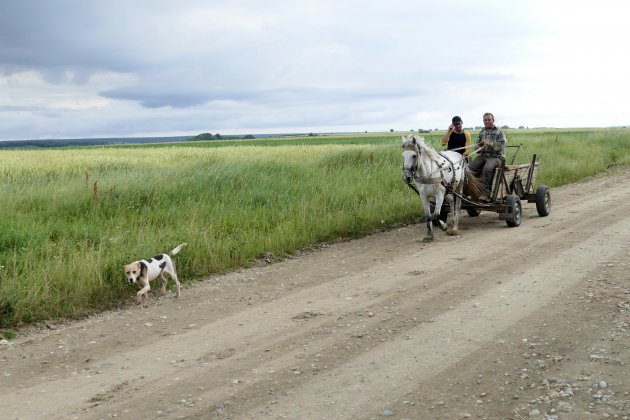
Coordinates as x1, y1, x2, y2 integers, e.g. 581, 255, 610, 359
464, 167, 486, 199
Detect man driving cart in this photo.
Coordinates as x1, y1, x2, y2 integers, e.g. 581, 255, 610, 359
468, 112, 507, 201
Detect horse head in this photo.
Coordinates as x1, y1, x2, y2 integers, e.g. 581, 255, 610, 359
402, 135, 423, 183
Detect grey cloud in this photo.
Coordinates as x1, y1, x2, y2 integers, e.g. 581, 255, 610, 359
101, 81, 427, 110
0, 0, 554, 140
101, 87, 219, 109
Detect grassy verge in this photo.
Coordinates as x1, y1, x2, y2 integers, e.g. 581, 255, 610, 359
0, 129, 628, 327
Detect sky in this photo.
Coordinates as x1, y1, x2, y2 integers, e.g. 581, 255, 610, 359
1, 0, 629, 141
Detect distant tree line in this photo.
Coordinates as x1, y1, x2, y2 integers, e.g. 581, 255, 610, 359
0, 139, 111, 149
0, 133, 259, 149
192, 133, 223, 140
191, 133, 255, 141
0, 137, 191, 149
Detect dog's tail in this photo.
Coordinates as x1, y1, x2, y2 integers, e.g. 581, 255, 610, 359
169, 243, 188, 256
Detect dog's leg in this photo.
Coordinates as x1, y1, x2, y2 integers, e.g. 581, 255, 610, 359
168, 260, 182, 298
137, 280, 150, 306
171, 273, 181, 298
159, 274, 168, 296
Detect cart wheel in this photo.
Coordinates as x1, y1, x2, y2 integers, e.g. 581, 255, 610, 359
535, 185, 551, 217
506, 195, 522, 227
466, 208, 481, 217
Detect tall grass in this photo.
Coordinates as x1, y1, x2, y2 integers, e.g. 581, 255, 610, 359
0, 142, 414, 325
0, 129, 628, 327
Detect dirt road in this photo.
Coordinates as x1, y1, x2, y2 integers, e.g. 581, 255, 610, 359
1, 169, 629, 420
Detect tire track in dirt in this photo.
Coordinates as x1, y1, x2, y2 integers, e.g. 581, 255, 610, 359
235, 217, 629, 419
90, 174, 630, 417
1, 169, 629, 419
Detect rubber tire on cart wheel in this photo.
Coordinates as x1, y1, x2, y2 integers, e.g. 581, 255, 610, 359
535, 185, 551, 217
466, 208, 481, 217
505, 195, 522, 227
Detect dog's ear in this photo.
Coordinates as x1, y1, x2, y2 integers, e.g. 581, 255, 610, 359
139, 261, 147, 279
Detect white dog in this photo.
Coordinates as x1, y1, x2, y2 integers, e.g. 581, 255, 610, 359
124, 243, 187, 306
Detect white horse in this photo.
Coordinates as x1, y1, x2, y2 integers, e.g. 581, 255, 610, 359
402, 135, 481, 242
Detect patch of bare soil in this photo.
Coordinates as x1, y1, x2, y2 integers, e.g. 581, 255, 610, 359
1, 169, 629, 420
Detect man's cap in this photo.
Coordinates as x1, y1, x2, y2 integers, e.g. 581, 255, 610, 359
452, 116, 462, 124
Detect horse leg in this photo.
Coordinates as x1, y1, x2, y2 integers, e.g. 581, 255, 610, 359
420, 194, 434, 242
447, 181, 464, 236
454, 194, 462, 234
434, 189, 448, 232
446, 193, 462, 236
423, 220, 434, 242
445, 193, 455, 235
454, 185, 462, 232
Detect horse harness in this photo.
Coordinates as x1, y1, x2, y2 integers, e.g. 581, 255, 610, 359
403, 141, 493, 209
404, 144, 461, 195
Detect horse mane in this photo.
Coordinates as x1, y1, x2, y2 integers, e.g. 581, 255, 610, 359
401, 137, 417, 150
405, 135, 442, 161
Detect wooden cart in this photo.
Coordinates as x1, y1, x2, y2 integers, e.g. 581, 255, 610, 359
459, 144, 551, 227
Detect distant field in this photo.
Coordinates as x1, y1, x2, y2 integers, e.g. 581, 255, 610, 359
0, 128, 629, 328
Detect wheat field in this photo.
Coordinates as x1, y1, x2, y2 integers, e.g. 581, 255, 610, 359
0, 128, 628, 328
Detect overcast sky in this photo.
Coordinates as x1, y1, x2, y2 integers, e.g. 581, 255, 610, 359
1, 0, 628, 140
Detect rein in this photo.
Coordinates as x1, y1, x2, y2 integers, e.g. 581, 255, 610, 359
405, 181, 421, 195
445, 184, 492, 208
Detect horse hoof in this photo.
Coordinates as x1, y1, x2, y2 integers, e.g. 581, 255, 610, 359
422, 237, 433, 243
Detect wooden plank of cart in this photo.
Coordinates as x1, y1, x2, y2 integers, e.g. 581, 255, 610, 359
461, 144, 551, 227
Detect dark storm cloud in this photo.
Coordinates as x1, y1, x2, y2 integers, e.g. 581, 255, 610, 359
5, 1, 622, 140
1, 0, 530, 104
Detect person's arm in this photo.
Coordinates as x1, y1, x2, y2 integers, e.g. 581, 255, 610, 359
499, 129, 507, 153
440, 126, 453, 146
491, 129, 507, 154
464, 131, 471, 157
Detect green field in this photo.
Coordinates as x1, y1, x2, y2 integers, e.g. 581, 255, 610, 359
1, 128, 629, 328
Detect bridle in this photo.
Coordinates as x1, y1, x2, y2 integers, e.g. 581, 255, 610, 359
402, 141, 468, 196
403, 142, 452, 184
